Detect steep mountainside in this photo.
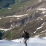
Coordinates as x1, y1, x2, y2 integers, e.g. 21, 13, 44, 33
0, 0, 37, 16
0, 0, 46, 40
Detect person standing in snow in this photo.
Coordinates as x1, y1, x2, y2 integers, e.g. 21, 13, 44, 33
22, 30, 29, 46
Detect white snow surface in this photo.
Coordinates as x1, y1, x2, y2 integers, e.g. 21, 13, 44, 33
37, 8, 46, 11
36, 22, 45, 31
44, 15, 46, 17
0, 18, 1, 19
8, 8, 11, 9
36, 26, 43, 30
0, 28, 11, 32
6, 14, 28, 18
41, 11, 46, 14
36, 17, 43, 20
0, 37, 46, 46
40, 30, 46, 33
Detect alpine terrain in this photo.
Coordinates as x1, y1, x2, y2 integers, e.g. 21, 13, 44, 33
0, 0, 46, 40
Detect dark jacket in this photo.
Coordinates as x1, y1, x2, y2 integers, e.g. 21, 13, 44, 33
22, 32, 29, 39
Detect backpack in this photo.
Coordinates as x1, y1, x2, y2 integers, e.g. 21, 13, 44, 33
25, 32, 29, 38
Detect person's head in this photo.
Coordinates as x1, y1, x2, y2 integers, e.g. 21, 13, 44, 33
23, 30, 26, 34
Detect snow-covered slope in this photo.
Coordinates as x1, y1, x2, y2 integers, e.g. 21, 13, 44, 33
0, 37, 46, 46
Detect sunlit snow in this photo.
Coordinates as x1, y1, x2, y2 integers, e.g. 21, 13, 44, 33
0, 37, 46, 46
40, 30, 46, 33
36, 26, 43, 30
37, 8, 46, 11
36, 22, 45, 30
36, 17, 43, 20
41, 11, 46, 14
8, 8, 11, 9
0, 18, 1, 19
0, 28, 11, 32
44, 15, 46, 17
6, 14, 28, 18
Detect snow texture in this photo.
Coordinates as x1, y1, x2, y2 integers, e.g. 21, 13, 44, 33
36, 17, 43, 20
0, 18, 1, 19
37, 8, 46, 11
0, 28, 11, 32
0, 37, 46, 46
36, 22, 45, 31
6, 14, 28, 18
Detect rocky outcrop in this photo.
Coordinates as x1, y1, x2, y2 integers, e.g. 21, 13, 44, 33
9, 12, 40, 28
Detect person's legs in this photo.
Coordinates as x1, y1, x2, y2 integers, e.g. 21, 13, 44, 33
24, 39, 27, 46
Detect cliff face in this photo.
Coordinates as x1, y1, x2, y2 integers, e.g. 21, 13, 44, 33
0, 1, 46, 28
14, 13, 40, 27
3, 12, 40, 28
